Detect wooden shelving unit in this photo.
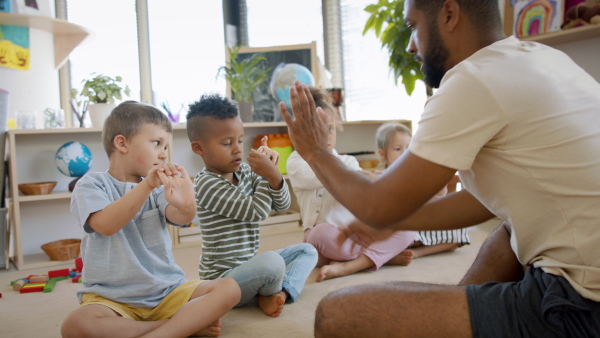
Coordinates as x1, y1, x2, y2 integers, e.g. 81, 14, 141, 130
7, 121, 409, 267
521, 25, 600, 46
0, 12, 92, 68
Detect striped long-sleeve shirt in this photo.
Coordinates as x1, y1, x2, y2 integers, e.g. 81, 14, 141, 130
195, 163, 291, 279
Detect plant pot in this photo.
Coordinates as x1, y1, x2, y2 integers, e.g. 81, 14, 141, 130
88, 102, 116, 128
238, 101, 254, 123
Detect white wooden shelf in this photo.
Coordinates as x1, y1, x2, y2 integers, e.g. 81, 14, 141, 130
521, 25, 600, 46
7, 120, 412, 267
17, 192, 72, 202
0, 13, 92, 68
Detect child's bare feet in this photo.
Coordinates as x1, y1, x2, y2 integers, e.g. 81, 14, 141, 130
191, 320, 222, 337
257, 291, 287, 317
316, 261, 348, 282
387, 250, 414, 265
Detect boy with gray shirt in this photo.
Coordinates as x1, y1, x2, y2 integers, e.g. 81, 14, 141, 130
62, 100, 240, 338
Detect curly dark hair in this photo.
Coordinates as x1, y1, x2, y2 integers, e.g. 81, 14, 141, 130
186, 93, 239, 142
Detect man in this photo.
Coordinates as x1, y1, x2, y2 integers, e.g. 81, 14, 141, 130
279, 0, 600, 336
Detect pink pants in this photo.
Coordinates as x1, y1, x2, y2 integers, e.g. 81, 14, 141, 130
304, 223, 416, 271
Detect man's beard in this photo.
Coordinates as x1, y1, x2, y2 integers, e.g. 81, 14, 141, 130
421, 21, 450, 89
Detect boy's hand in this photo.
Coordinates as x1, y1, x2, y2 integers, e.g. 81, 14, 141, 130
256, 136, 279, 165
160, 164, 195, 212
248, 149, 283, 189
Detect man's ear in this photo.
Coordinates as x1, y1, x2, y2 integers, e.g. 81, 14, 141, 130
441, 0, 460, 31
191, 141, 204, 156
113, 135, 128, 154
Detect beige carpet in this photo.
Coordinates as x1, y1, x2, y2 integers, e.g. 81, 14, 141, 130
0, 221, 499, 337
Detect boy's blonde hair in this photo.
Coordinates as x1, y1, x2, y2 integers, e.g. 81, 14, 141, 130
376, 122, 412, 151
102, 100, 172, 157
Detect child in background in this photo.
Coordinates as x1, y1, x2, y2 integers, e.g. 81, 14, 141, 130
287, 87, 416, 282
375, 122, 470, 257
186, 94, 317, 317
62, 101, 240, 338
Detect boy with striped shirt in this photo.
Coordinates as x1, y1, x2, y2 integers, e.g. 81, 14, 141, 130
186, 94, 318, 317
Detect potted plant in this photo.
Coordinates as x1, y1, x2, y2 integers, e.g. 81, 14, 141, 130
363, 0, 432, 96
72, 73, 131, 128
217, 46, 271, 122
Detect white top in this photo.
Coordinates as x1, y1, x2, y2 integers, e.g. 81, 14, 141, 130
287, 149, 361, 230
411, 36, 600, 301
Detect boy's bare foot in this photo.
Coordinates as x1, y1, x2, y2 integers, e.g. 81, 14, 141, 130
387, 250, 414, 265
192, 320, 222, 337
257, 291, 287, 317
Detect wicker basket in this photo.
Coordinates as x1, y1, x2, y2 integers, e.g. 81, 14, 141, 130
18, 181, 57, 195
41, 238, 81, 261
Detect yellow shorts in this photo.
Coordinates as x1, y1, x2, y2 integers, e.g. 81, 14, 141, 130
80, 280, 203, 321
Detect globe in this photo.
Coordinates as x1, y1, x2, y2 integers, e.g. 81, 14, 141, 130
270, 63, 316, 109
55, 142, 93, 177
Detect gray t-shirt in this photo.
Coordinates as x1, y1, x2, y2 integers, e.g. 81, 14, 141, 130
71, 171, 186, 308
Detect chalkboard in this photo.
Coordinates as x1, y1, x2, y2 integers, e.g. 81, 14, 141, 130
229, 42, 319, 123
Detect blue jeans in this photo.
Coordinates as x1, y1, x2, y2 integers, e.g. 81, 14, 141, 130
223, 243, 318, 307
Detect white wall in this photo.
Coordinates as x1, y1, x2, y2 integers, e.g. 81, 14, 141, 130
0, 28, 60, 122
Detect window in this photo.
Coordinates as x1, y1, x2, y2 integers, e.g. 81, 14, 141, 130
67, 0, 140, 102
148, 0, 226, 122
340, 0, 427, 126
246, 0, 325, 62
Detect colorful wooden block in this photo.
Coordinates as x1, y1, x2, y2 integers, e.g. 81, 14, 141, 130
19, 286, 44, 293
10, 278, 28, 286
72, 275, 81, 283
12, 280, 26, 291
23, 283, 46, 288
29, 275, 49, 283
49, 276, 69, 282
75, 257, 83, 272
44, 279, 57, 293
48, 268, 70, 278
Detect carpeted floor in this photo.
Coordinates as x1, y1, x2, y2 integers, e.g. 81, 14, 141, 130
0, 220, 500, 337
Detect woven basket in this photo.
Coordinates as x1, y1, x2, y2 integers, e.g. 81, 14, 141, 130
41, 238, 81, 261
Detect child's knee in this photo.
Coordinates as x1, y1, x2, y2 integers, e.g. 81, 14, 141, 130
218, 277, 242, 303
307, 223, 338, 249
297, 243, 319, 262
259, 251, 286, 276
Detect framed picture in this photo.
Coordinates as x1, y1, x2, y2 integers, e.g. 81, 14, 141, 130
13, 0, 52, 17
229, 42, 319, 123
513, 0, 564, 37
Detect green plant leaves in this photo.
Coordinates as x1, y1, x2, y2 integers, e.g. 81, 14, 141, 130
363, 0, 424, 96
217, 46, 272, 103
77, 73, 131, 104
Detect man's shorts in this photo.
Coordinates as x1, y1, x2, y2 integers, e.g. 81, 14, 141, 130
466, 267, 600, 337
80, 280, 203, 321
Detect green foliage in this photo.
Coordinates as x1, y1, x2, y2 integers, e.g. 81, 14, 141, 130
77, 73, 131, 104
363, 0, 424, 96
217, 46, 272, 103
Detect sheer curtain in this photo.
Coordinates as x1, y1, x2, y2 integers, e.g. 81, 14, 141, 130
246, 0, 325, 62
67, 0, 140, 102
339, 0, 427, 126
147, 0, 226, 122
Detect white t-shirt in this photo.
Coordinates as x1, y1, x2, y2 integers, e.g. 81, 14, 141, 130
411, 36, 600, 301
287, 149, 361, 230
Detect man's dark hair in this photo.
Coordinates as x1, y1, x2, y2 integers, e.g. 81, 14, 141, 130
415, 0, 503, 34
186, 93, 239, 142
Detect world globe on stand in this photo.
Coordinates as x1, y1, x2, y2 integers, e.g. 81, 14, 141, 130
55, 141, 93, 191
270, 63, 315, 110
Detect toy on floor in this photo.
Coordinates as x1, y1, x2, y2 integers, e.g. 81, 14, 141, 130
9, 257, 85, 294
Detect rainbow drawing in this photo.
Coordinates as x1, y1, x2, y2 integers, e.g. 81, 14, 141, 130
514, 0, 562, 37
